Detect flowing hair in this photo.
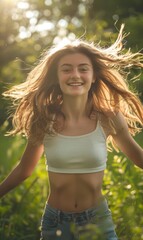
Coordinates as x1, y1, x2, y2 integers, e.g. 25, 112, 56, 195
3, 24, 143, 148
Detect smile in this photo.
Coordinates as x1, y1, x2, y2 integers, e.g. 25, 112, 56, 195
67, 82, 84, 86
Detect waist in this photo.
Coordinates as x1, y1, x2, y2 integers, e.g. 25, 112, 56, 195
48, 171, 104, 212
44, 198, 109, 224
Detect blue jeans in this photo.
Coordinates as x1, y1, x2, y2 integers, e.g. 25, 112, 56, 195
40, 199, 118, 240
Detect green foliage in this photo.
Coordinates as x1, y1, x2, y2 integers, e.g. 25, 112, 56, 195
103, 132, 143, 240
0, 0, 143, 124
0, 1, 143, 239
0, 125, 48, 240
0, 179, 45, 240
0, 128, 143, 239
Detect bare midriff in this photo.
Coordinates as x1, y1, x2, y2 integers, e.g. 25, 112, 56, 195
47, 171, 104, 212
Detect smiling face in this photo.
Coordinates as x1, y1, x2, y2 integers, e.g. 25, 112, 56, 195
57, 53, 95, 98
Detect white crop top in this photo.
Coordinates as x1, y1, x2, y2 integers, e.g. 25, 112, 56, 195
43, 121, 107, 174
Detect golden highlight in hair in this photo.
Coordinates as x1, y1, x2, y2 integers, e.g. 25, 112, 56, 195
3, 24, 143, 149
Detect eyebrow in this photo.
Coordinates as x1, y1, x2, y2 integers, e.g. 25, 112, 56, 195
60, 63, 92, 67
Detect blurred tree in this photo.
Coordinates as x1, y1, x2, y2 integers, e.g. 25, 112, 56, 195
0, 0, 143, 126
0, 1, 143, 239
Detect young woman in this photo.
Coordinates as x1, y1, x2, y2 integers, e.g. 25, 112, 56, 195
0, 25, 143, 240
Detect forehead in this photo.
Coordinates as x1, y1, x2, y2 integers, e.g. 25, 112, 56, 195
58, 53, 92, 66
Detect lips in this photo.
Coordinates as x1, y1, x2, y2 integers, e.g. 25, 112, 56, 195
67, 82, 84, 86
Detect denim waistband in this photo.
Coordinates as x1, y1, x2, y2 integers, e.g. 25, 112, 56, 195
45, 198, 109, 223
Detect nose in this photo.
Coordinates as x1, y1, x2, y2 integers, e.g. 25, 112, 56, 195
70, 68, 80, 79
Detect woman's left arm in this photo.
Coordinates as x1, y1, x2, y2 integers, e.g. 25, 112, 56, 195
111, 112, 143, 169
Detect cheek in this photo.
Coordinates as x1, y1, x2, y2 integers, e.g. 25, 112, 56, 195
57, 73, 63, 85
58, 72, 69, 86
58, 76, 65, 86
58, 78, 66, 92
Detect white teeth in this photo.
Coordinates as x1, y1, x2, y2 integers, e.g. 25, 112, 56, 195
68, 82, 83, 86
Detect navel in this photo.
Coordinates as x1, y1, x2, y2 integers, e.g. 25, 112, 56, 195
74, 201, 78, 208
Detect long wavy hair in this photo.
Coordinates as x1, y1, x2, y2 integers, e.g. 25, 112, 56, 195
3, 24, 143, 147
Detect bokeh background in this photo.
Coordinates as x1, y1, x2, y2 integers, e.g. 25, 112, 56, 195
0, 0, 143, 239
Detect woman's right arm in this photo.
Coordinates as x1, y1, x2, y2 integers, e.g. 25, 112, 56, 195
0, 140, 44, 198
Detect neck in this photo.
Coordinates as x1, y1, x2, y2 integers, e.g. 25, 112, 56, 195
62, 95, 90, 121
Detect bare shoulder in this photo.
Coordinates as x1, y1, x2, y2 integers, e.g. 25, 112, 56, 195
107, 111, 128, 134
98, 110, 127, 137
110, 112, 143, 167
98, 111, 143, 168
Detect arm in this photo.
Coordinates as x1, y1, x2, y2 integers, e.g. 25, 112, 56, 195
110, 112, 143, 169
0, 140, 44, 198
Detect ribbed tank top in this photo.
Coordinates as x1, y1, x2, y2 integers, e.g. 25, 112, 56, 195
43, 121, 107, 173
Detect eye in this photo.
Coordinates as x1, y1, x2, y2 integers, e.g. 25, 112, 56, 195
61, 67, 71, 73
79, 66, 89, 72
